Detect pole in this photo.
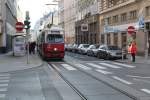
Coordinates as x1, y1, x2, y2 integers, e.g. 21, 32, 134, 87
145, 30, 149, 59
26, 29, 29, 64
25, 11, 30, 64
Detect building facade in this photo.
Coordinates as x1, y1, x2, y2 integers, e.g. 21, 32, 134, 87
99, 0, 150, 56
75, 0, 100, 44
58, 0, 64, 28
0, 0, 18, 53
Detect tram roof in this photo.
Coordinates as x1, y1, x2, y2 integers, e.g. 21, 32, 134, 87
43, 26, 64, 32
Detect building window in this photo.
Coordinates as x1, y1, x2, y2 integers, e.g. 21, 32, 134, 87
130, 10, 137, 19
121, 13, 127, 22
107, 34, 111, 45
107, 17, 111, 24
113, 15, 119, 23
114, 33, 118, 46
146, 6, 150, 16
101, 34, 105, 44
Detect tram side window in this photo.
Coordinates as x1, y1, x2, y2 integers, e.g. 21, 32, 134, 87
47, 34, 63, 43
41, 33, 45, 42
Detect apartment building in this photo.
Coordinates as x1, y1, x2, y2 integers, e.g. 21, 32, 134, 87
99, 0, 150, 55
58, 0, 64, 28
75, 0, 100, 44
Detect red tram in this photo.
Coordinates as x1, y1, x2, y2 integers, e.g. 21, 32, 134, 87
37, 26, 65, 60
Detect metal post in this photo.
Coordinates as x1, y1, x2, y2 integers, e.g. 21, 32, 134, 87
122, 49, 124, 60
145, 30, 149, 59
26, 29, 29, 64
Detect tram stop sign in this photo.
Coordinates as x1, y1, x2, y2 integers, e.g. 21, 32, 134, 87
127, 26, 135, 35
16, 22, 24, 32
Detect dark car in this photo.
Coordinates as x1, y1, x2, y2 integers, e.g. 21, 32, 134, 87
97, 45, 126, 60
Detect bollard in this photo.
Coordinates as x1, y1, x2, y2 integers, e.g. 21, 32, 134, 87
122, 49, 126, 60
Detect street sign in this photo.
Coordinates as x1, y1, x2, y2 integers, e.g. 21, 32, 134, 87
16, 22, 24, 32
127, 26, 135, 34
81, 24, 88, 32
138, 15, 144, 29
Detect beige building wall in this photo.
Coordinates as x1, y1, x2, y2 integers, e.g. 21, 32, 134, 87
99, 0, 150, 55
64, 0, 76, 44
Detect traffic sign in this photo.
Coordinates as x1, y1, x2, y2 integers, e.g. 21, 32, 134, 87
138, 15, 144, 29
127, 26, 135, 34
16, 22, 24, 32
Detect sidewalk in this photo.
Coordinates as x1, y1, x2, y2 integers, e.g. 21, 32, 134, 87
0, 52, 43, 73
116, 54, 150, 64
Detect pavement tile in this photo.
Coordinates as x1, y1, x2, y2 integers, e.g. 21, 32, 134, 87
0, 52, 43, 72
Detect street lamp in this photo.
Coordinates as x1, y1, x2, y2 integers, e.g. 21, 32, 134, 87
45, 3, 58, 25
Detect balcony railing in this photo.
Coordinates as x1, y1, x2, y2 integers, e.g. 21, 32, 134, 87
100, 0, 136, 14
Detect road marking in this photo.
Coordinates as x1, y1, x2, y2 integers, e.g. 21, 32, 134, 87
61, 64, 77, 71
133, 78, 150, 84
0, 88, 7, 92
112, 76, 133, 85
96, 69, 112, 75
0, 77, 9, 80
51, 64, 61, 71
0, 94, 5, 98
0, 74, 10, 77
75, 64, 91, 70
127, 75, 150, 79
0, 80, 9, 83
99, 63, 121, 68
87, 63, 106, 69
112, 62, 136, 68
141, 89, 150, 94
0, 84, 9, 87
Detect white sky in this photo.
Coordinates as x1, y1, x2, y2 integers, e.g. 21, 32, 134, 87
20, 0, 57, 29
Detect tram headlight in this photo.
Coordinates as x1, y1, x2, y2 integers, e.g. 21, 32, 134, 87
54, 48, 58, 51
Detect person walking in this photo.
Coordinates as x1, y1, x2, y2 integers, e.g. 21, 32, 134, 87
31, 41, 36, 54
130, 41, 137, 62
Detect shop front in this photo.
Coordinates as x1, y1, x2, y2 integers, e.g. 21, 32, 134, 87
101, 22, 146, 56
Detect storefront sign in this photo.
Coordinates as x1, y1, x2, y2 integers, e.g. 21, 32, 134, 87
81, 24, 88, 31
104, 22, 139, 33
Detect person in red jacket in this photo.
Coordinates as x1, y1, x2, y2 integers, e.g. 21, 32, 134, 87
130, 41, 137, 62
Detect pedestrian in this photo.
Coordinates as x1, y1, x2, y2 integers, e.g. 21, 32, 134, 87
29, 42, 32, 54
130, 41, 137, 62
31, 41, 36, 54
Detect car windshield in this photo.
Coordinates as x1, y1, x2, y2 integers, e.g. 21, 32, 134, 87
47, 34, 64, 43
95, 45, 100, 49
83, 44, 89, 48
108, 46, 120, 50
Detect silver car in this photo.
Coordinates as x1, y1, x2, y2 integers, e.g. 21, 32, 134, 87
97, 45, 126, 60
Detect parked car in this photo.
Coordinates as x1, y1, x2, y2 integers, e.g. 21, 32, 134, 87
78, 44, 90, 54
87, 44, 100, 56
66, 44, 73, 51
72, 44, 79, 53
97, 45, 126, 60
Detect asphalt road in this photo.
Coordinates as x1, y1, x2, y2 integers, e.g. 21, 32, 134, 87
1, 52, 150, 100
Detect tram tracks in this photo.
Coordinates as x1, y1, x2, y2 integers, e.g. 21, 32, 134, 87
48, 62, 137, 100
48, 63, 88, 100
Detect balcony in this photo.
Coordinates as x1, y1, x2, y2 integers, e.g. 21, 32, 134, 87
100, 0, 136, 14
